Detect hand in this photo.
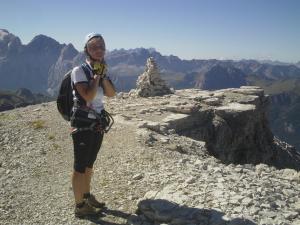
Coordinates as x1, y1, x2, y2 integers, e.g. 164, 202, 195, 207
94, 73, 107, 79
93, 62, 107, 76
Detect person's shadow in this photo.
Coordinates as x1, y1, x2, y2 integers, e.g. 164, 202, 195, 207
79, 207, 130, 224
80, 199, 258, 225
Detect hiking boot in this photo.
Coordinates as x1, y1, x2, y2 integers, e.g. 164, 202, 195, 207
75, 201, 101, 218
86, 194, 106, 208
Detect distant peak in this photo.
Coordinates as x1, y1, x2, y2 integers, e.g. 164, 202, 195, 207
0, 28, 16, 40
0, 28, 9, 34
28, 34, 60, 47
59, 43, 78, 60
31, 34, 56, 41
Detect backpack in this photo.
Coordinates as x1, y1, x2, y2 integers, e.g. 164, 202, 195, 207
56, 63, 91, 121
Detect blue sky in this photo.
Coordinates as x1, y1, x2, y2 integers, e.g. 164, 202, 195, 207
1, 0, 300, 62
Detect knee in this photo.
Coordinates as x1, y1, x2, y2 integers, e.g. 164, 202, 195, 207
73, 166, 86, 174
86, 166, 93, 171
86, 161, 95, 169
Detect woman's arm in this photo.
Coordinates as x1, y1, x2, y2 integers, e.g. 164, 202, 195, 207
75, 75, 102, 102
101, 78, 116, 97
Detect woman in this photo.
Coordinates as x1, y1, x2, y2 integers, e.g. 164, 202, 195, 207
70, 33, 116, 218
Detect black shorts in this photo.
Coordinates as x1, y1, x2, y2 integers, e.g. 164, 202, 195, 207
72, 130, 104, 173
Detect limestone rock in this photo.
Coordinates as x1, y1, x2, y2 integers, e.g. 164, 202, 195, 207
135, 57, 173, 97
1, 86, 300, 225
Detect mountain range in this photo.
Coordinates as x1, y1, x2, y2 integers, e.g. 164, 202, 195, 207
1, 29, 300, 93
0, 28, 299, 150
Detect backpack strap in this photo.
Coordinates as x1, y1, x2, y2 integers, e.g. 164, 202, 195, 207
70, 63, 92, 90
81, 63, 93, 81
71, 63, 94, 110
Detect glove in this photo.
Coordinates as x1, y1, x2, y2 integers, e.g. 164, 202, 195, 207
93, 62, 107, 78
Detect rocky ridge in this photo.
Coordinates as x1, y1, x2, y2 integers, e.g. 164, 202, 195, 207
0, 86, 299, 225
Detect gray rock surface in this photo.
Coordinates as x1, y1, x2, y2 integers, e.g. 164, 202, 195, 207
0, 87, 299, 225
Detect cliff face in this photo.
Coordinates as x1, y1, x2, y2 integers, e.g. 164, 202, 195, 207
124, 86, 299, 170
47, 44, 79, 95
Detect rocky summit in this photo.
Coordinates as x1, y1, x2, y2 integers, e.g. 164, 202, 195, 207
0, 86, 299, 225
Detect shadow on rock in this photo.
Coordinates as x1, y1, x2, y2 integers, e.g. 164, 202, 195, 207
127, 199, 257, 225
79, 207, 131, 225
180, 121, 300, 171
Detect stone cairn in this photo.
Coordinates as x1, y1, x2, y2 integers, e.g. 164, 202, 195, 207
135, 57, 173, 97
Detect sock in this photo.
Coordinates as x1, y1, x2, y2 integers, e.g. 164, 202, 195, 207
76, 202, 85, 208
83, 192, 91, 199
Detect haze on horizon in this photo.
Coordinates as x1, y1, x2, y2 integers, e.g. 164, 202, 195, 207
1, 0, 299, 63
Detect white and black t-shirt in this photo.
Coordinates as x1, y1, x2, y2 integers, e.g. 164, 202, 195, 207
71, 62, 117, 113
